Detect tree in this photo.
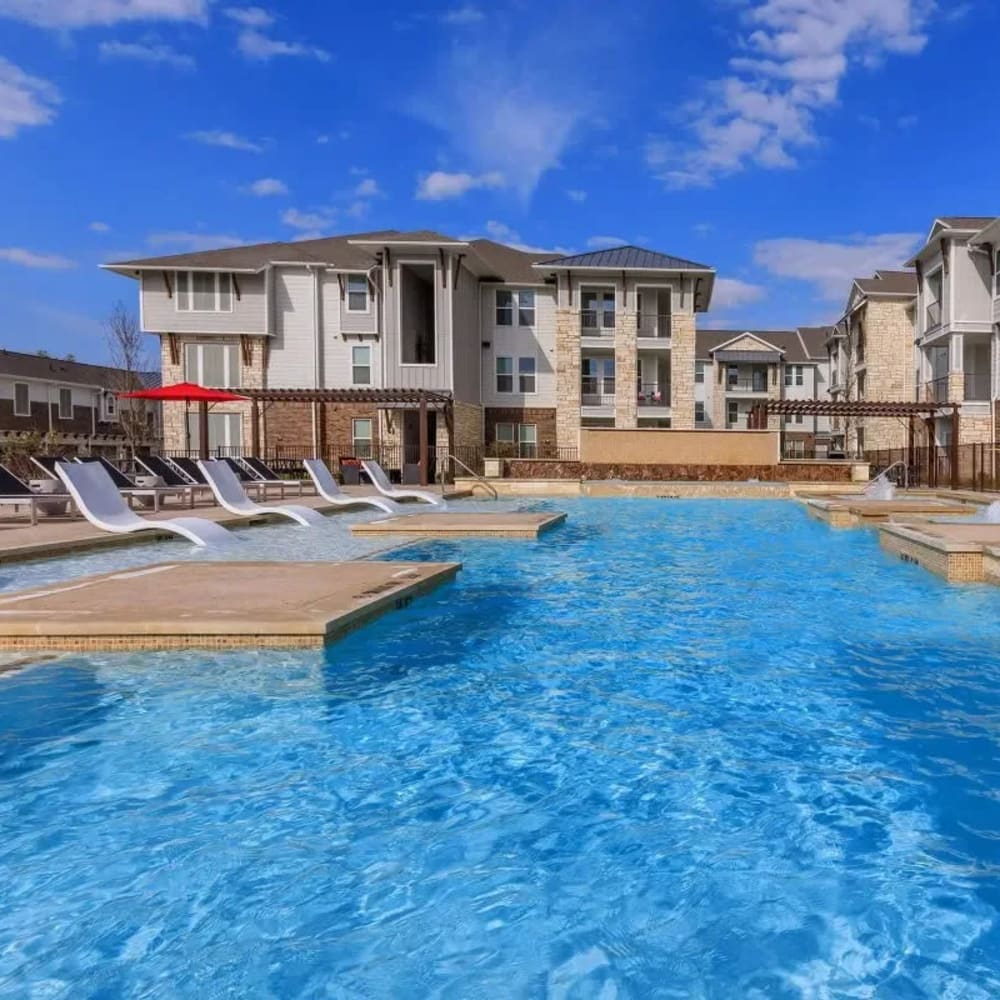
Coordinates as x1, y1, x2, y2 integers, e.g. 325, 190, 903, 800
103, 301, 152, 457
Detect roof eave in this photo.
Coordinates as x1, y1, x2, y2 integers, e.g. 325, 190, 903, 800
100, 262, 263, 274
970, 217, 1000, 246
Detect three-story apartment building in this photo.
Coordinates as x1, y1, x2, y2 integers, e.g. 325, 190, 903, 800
105, 231, 717, 461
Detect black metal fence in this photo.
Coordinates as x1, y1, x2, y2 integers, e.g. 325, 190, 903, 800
867, 443, 1000, 491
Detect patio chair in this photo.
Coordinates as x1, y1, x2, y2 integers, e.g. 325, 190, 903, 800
166, 456, 208, 485
75, 456, 193, 511
238, 455, 308, 496
136, 454, 215, 502
197, 460, 326, 527
55, 461, 234, 547
217, 457, 286, 499
360, 460, 447, 507
30, 455, 63, 478
0, 462, 71, 526
303, 459, 406, 514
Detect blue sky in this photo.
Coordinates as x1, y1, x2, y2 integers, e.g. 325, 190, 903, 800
0, 0, 995, 363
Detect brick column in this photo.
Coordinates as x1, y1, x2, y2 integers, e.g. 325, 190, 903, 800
615, 310, 637, 428
555, 308, 581, 451
670, 312, 696, 429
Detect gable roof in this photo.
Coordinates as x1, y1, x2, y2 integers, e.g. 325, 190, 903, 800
695, 329, 825, 364
532, 245, 712, 271
936, 216, 996, 231
466, 239, 557, 284
853, 270, 918, 297
0, 348, 159, 389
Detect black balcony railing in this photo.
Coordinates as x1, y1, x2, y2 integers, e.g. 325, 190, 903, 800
926, 300, 942, 330
923, 374, 950, 403
636, 313, 672, 339
637, 383, 669, 406
965, 370, 991, 401
580, 310, 615, 335
726, 376, 770, 393
581, 376, 615, 406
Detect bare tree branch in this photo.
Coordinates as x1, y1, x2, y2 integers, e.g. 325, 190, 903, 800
103, 301, 153, 457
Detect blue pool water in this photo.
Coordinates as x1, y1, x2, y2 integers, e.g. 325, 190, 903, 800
3, 499, 1000, 997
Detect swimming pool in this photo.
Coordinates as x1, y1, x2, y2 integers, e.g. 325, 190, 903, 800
2, 499, 1000, 996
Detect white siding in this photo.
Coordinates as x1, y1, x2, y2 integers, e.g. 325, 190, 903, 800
141, 271, 266, 334
320, 272, 382, 389
267, 267, 316, 388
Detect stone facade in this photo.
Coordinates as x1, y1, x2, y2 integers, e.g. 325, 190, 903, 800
504, 459, 855, 482
555, 308, 581, 450
670, 312, 696, 429
614, 311, 637, 428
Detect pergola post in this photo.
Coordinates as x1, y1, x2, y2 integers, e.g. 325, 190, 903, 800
444, 402, 455, 484
951, 402, 960, 491
251, 398, 260, 457
926, 418, 937, 488
418, 393, 428, 487
199, 400, 209, 459
907, 414, 915, 484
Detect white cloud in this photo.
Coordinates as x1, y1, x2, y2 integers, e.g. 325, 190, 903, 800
441, 5, 483, 24
282, 208, 333, 231
0, 0, 207, 28
316, 134, 329, 144
147, 231, 244, 251
353, 177, 380, 198
566, 189, 587, 202
0, 57, 60, 138
289, 230, 325, 242
693, 222, 714, 237
415, 170, 504, 200
89, 221, 111, 233
235, 27, 330, 62
649, 0, 934, 188
222, 5, 272, 27
712, 277, 767, 310
98, 40, 194, 70
585, 236, 627, 249
459, 220, 560, 254
753, 232, 922, 299
0, 246, 76, 269
245, 177, 288, 196
186, 129, 262, 152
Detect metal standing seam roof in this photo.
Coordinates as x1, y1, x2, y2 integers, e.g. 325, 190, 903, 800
532, 245, 713, 270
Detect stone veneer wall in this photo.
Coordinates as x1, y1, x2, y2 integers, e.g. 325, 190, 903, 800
555, 308, 581, 450
858, 300, 915, 450
614, 311, 637, 428
670, 312, 696, 429
504, 460, 855, 482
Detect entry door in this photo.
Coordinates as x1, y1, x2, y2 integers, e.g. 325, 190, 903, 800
402, 410, 437, 482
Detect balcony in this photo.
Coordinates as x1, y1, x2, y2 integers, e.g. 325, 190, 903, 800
965, 371, 991, 401
637, 313, 672, 340
581, 376, 615, 407
581, 310, 615, 337
725, 376, 770, 394
926, 300, 942, 332
923, 375, 949, 403
637, 383, 669, 407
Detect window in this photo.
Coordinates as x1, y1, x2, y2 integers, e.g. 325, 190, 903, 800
176, 271, 233, 313
695, 361, 705, 384
496, 289, 535, 327
400, 262, 436, 364
58, 387, 73, 420
352, 345, 372, 385
13, 381, 29, 417
519, 424, 537, 458
581, 289, 615, 330
104, 392, 117, 420
496, 356, 514, 393
494, 422, 536, 457
495, 422, 515, 446
347, 275, 369, 312
186, 411, 242, 453
784, 413, 803, 426
518, 356, 536, 393
727, 400, 739, 428
695, 401, 705, 423
184, 342, 240, 387
727, 365, 739, 387
352, 417, 373, 458
784, 365, 804, 387
856, 371, 866, 400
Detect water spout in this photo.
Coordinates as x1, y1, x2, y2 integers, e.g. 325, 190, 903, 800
983, 501, 1000, 523
863, 477, 896, 501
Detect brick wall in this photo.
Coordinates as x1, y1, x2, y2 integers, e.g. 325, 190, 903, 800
505, 460, 855, 482
485, 407, 557, 452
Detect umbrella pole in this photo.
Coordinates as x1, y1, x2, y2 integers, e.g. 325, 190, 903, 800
199, 400, 209, 459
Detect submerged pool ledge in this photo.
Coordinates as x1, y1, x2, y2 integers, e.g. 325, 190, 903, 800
0, 560, 461, 651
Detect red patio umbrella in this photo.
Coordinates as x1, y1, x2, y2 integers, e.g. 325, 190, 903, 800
119, 381, 249, 459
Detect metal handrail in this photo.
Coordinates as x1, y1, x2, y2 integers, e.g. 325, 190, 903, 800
871, 459, 909, 489
440, 452, 498, 500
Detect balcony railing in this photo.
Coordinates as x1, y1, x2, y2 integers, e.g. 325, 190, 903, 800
923, 375, 949, 403
965, 371, 991, 401
581, 377, 615, 407
926, 300, 942, 331
580, 310, 615, 336
636, 313, 672, 339
637, 383, 669, 406
726, 376, 770, 393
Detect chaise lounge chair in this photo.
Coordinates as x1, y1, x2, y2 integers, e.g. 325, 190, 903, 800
303, 458, 407, 514
0, 463, 71, 526
76, 456, 194, 511
238, 456, 308, 496
55, 461, 234, 547
197, 460, 327, 527
361, 460, 447, 507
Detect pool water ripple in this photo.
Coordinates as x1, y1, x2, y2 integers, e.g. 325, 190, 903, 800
2, 499, 1000, 996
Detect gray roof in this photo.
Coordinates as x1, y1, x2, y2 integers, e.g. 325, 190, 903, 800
937, 216, 997, 230
533, 245, 712, 271
467, 239, 556, 284
696, 329, 823, 364
0, 348, 159, 389
854, 270, 917, 297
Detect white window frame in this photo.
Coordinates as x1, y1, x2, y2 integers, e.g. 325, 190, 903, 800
518, 423, 537, 458
727, 400, 739, 427
58, 387, 73, 420
13, 381, 30, 417
695, 400, 705, 423
496, 289, 513, 327
175, 271, 234, 313
184, 342, 241, 388
495, 288, 535, 328
352, 417, 373, 458
496, 356, 514, 393
351, 345, 372, 385
495, 422, 515, 445
186, 411, 242, 453
104, 391, 118, 421
518, 356, 536, 394
581, 286, 616, 330
695, 361, 705, 384
346, 274, 370, 313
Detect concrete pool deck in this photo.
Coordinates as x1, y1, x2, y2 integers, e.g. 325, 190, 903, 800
879, 522, 1000, 583
0, 560, 461, 650
351, 511, 567, 538
803, 496, 975, 528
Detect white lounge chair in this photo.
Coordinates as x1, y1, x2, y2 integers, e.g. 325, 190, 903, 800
55, 461, 234, 547
360, 460, 447, 507
198, 460, 327, 527
303, 459, 407, 514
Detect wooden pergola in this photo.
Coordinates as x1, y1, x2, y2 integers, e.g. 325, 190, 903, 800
749, 399, 962, 488
234, 387, 454, 487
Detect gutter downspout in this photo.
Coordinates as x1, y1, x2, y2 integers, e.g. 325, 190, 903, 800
311, 265, 322, 458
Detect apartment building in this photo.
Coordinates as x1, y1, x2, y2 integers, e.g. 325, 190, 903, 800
908, 217, 997, 448
828, 270, 917, 454
0, 348, 160, 453
694, 328, 832, 455
105, 231, 717, 461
